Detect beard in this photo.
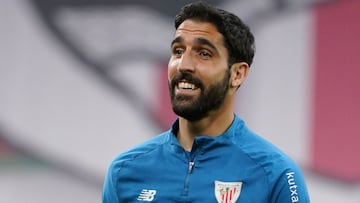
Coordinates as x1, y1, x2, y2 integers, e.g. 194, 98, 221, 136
169, 70, 230, 121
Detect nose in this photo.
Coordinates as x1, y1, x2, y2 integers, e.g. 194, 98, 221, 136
177, 51, 195, 73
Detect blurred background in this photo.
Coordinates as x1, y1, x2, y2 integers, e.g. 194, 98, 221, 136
1, 0, 359, 202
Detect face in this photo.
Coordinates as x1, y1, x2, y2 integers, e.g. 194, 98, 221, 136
168, 19, 231, 121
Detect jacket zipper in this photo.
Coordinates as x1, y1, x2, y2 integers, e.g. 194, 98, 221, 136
182, 152, 197, 196
188, 161, 195, 173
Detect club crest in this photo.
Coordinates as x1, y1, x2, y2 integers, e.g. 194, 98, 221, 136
214, 180, 242, 203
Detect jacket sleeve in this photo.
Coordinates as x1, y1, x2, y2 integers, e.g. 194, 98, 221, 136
102, 162, 120, 203
270, 165, 310, 203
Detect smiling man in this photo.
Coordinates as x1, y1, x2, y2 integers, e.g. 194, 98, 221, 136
102, 2, 310, 202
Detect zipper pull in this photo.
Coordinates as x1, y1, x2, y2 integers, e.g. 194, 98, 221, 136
188, 161, 195, 174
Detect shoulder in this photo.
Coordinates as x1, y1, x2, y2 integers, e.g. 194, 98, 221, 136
232, 117, 301, 175
102, 131, 171, 202
232, 118, 310, 202
107, 131, 170, 172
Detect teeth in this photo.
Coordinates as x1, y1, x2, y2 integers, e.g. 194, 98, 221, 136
178, 82, 196, 90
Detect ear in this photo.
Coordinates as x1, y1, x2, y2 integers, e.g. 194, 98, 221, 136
230, 62, 249, 88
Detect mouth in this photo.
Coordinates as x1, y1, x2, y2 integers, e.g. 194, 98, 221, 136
170, 72, 203, 95
177, 81, 197, 90
173, 80, 200, 97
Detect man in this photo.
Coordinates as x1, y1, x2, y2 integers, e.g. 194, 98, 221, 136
103, 2, 310, 202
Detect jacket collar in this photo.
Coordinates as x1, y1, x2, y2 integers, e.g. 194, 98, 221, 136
167, 115, 245, 153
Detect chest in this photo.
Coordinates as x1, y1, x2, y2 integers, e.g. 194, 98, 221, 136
116, 151, 269, 202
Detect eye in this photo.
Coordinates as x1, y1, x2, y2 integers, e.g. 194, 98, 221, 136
199, 50, 212, 59
172, 47, 184, 57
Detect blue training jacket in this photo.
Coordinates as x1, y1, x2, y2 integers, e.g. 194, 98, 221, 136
102, 115, 310, 203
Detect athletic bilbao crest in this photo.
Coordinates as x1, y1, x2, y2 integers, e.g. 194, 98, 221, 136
214, 181, 242, 203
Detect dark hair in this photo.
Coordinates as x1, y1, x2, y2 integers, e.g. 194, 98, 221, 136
175, 1, 255, 67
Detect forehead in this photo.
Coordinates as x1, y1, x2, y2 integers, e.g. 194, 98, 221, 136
174, 19, 224, 45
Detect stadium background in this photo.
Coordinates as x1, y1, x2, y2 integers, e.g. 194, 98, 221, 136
1, 0, 359, 202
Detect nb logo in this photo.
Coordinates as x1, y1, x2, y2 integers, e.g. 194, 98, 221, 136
137, 189, 157, 202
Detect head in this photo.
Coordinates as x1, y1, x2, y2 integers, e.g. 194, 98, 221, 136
168, 1, 255, 121
175, 2, 255, 66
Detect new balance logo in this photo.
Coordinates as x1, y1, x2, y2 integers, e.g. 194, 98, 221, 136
137, 189, 157, 201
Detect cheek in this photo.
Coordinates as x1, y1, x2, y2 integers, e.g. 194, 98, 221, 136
167, 58, 178, 80
205, 68, 229, 86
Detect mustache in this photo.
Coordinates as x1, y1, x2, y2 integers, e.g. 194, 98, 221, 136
170, 72, 204, 90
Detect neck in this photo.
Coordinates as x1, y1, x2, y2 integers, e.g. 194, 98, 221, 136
177, 106, 234, 151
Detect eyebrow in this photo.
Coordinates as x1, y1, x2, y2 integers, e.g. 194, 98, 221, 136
171, 36, 219, 53
195, 38, 218, 52
171, 36, 183, 47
